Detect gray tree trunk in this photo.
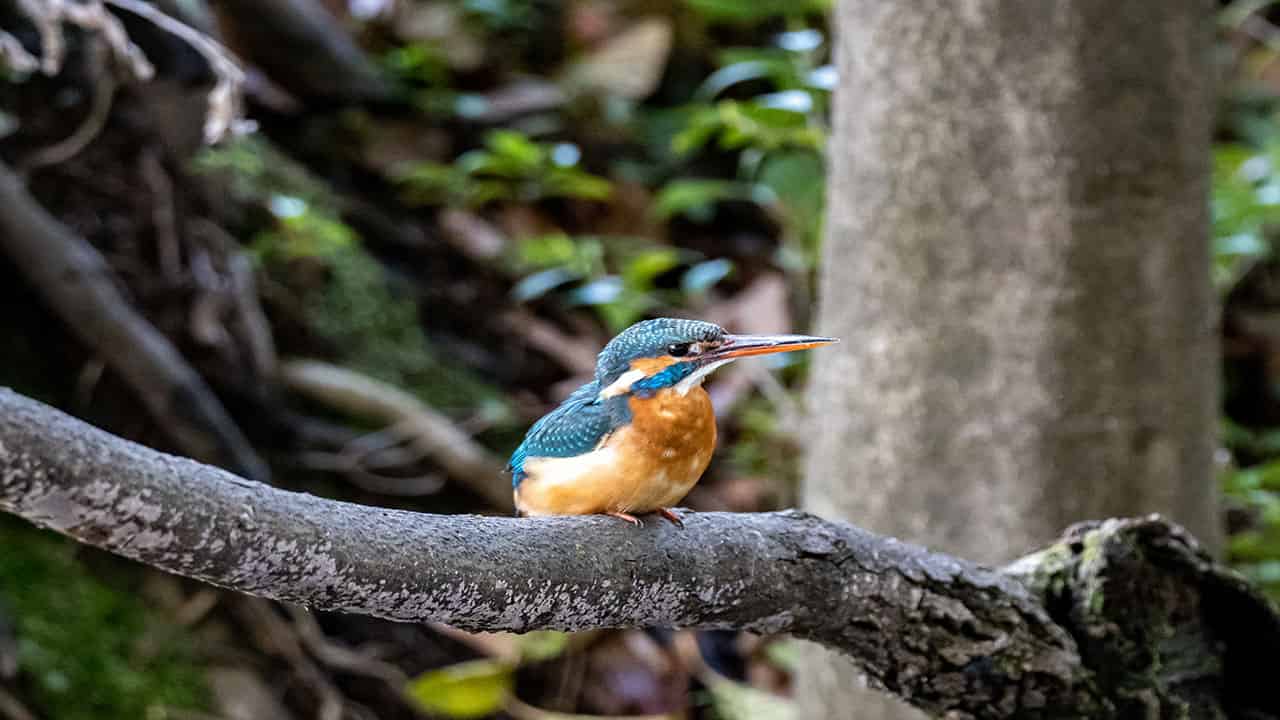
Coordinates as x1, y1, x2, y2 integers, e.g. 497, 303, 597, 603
799, 2, 1218, 718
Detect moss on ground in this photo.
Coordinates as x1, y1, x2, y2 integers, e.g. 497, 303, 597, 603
0, 517, 209, 720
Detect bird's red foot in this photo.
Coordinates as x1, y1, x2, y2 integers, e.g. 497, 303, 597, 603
607, 511, 642, 526
656, 508, 684, 528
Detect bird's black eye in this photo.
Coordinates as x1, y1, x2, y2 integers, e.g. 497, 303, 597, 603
667, 343, 693, 357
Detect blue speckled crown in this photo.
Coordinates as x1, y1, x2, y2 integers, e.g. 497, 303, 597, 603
594, 318, 725, 386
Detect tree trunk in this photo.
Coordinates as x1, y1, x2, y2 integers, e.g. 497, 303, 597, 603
799, 2, 1217, 718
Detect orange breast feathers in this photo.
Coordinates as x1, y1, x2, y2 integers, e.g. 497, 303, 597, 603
514, 384, 717, 517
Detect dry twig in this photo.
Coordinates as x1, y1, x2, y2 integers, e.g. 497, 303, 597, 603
279, 359, 512, 510
103, 0, 249, 142
0, 160, 269, 481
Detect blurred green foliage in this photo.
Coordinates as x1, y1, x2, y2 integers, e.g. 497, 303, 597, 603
1212, 142, 1277, 289
460, 21, 833, 331
261, 205, 509, 418
511, 233, 734, 332
1223, 421, 1280, 600
681, 0, 829, 23
726, 396, 798, 494
192, 135, 337, 211
663, 28, 831, 267
397, 130, 612, 207
402, 631, 568, 718
197, 138, 509, 418
1216, 1, 1280, 603
1224, 458, 1280, 597
406, 659, 515, 719
0, 518, 208, 720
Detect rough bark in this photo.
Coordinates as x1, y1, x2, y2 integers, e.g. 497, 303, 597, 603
1, 389, 1277, 719
0, 388, 1090, 718
801, 1, 1217, 718
1005, 519, 1280, 720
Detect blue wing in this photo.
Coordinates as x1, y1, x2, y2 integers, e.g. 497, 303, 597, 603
508, 381, 622, 487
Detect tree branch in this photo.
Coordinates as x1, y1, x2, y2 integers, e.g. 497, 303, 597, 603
0, 388, 1094, 717
2, 388, 1277, 718
278, 359, 513, 510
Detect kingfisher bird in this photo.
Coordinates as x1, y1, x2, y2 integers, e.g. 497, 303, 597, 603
508, 318, 837, 526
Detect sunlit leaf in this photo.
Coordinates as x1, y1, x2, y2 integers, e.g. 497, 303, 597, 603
1215, 233, 1269, 258
757, 90, 814, 114
683, 0, 829, 23
405, 660, 515, 719
622, 248, 681, 288
381, 43, 449, 86
762, 639, 799, 672
518, 631, 569, 662
704, 674, 795, 720
570, 276, 625, 305
672, 107, 725, 156
696, 60, 776, 100
774, 29, 823, 52
653, 179, 766, 221
487, 130, 546, 167
674, 100, 824, 157
518, 233, 581, 268
806, 65, 837, 91
682, 259, 734, 293
512, 268, 580, 302
542, 168, 613, 201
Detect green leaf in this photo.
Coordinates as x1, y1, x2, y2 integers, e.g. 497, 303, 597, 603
672, 106, 726, 156
673, 100, 824, 158
405, 659, 515, 719
486, 130, 546, 168
518, 233, 580, 268
683, 0, 828, 22
622, 248, 681, 288
704, 674, 795, 720
758, 150, 824, 222
382, 43, 449, 86
653, 179, 765, 221
543, 167, 614, 201
697, 60, 779, 99
518, 631, 569, 662
396, 162, 461, 205
761, 639, 799, 672
714, 48, 808, 91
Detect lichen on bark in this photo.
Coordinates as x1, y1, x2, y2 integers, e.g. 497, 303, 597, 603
1006, 517, 1280, 719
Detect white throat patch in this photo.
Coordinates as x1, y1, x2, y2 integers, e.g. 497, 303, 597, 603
674, 359, 731, 395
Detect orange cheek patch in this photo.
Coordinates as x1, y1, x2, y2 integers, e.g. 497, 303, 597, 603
629, 356, 679, 375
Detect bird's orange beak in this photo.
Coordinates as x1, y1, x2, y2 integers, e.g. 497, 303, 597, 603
708, 333, 839, 361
